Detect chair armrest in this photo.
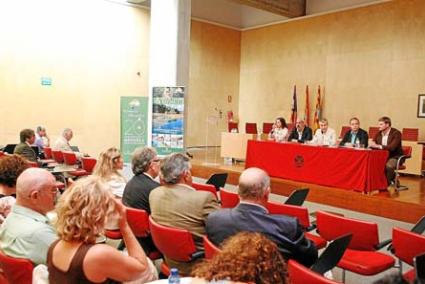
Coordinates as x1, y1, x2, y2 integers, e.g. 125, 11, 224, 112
396, 154, 409, 169
191, 251, 205, 260
375, 239, 392, 250
306, 223, 317, 232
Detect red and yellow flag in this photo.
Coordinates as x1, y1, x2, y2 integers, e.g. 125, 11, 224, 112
290, 85, 297, 125
313, 85, 322, 131
304, 85, 310, 126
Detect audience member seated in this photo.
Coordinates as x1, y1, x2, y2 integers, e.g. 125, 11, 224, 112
0, 155, 29, 223
369, 116, 403, 185
122, 147, 160, 213
288, 119, 313, 143
191, 232, 288, 284
0, 168, 57, 265
339, 117, 369, 147
52, 128, 84, 158
34, 126, 50, 149
122, 146, 160, 255
312, 118, 336, 146
149, 153, 220, 274
13, 128, 37, 162
268, 117, 289, 142
48, 176, 157, 284
206, 167, 318, 267
92, 147, 126, 198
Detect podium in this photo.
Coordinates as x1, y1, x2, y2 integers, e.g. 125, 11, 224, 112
220, 132, 257, 160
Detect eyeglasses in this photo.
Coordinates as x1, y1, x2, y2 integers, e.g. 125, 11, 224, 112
151, 159, 160, 163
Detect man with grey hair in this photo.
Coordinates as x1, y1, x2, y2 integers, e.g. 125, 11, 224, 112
0, 168, 58, 265
52, 128, 74, 152
34, 126, 50, 149
206, 167, 318, 267
149, 152, 220, 274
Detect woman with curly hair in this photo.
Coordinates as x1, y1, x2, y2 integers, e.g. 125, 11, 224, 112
268, 117, 289, 142
0, 154, 29, 222
47, 176, 157, 283
191, 232, 288, 284
92, 147, 126, 198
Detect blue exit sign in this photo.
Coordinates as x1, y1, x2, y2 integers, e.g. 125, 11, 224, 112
41, 77, 52, 86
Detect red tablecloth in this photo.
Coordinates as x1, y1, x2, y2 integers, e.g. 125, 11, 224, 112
246, 140, 389, 192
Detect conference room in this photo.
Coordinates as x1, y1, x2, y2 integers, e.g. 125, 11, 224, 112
0, 0, 424, 283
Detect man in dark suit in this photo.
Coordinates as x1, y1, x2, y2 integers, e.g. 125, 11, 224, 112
369, 116, 403, 185
13, 129, 37, 162
288, 118, 313, 143
339, 117, 369, 147
206, 167, 318, 267
122, 146, 160, 255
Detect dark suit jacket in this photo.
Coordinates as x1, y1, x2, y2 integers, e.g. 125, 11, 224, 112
288, 127, 313, 143
122, 173, 159, 214
206, 203, 318, 267
340, 128, 369, 147
13, 143, 37, 162
374, 128, 403, 159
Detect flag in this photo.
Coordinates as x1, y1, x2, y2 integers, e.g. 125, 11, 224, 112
304, 85, 310, 126
313, 85, 322, 131
290, 85, 297, 125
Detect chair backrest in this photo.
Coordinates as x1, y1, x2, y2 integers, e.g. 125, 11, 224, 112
392, 227, 425, 266
245, 123, 258, 134
192, 182, 218, 199
285, 188, 309, 206
262, 122, 274, 134
126, 208, 150, 238
219, 188, 239, 208
206, 173, 228, 191
402, 128, 419, 141
310, 234, 353, 275
340, 126, 351, 138
81, 157, 97, 173
228, 122, 238, 132
316, 211, 379, 251
287, 123, 294, 131
43, 147, 52, 159
0, 151, 5, 158
368, 127, 380, 139
288, 260, 342, 284
51, 150, 64, 163
149, 216, 197, 262
63, 151, 78, 166
203, 235, 221, 259
402, 146, 412, 158
266, 201, 310, 229
26, 161, 38, 168
0, 250, 33, 284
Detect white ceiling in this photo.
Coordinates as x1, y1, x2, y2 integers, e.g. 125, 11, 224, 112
128, 0, 390, 30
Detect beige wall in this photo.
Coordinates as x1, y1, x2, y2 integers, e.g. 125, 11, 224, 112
0, 1, 150, 156
188, 21, 241, 146
239, 0, 425, 139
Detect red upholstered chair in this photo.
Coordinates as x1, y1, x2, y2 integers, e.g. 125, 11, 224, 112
219, 188, 239, 208
203, 235, 221, 259
51, 150, 64, 164
81, 157, 97, 174
26, 161, 38, 167
288, 260, 343, 284
402, 128, 419, 141
394, 146, 412, 191
368, 127, 380, 139
43, 147, 53, 159
149, 216, 204, 276
266, 201, 327, 249
287, 123, 294, 131
62, 151, 88, 177
316, 211, 395, 282
0, 152, 5, 159
228, 122, 238, 133
392, 227, 425, 278
262, 122, 274, 134
339, 126, 351, 139
245, 123, 258, 134
192, 182, 218, 199
0, 250, 33, 284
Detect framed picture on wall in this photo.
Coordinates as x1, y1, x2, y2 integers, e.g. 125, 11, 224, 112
418, 94, 425, 118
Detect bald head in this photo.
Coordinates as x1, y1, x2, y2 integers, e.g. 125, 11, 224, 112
16, 168, 57, 215
238, 168, 270, 202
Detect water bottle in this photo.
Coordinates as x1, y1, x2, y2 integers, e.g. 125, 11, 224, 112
168, 268, 180, 284
355, 138, 360, 148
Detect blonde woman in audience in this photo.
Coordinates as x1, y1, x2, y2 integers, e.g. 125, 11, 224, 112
191, 232, 288, 284
48, 176, 157, 284
93, 147, 127, 198
0, 155, 29, 223
268, 117, 288, 142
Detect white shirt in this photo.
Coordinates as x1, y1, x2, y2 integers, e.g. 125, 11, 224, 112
382, 128, 391, 146
313, 128, 337, 146
269, 127, 288, 142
